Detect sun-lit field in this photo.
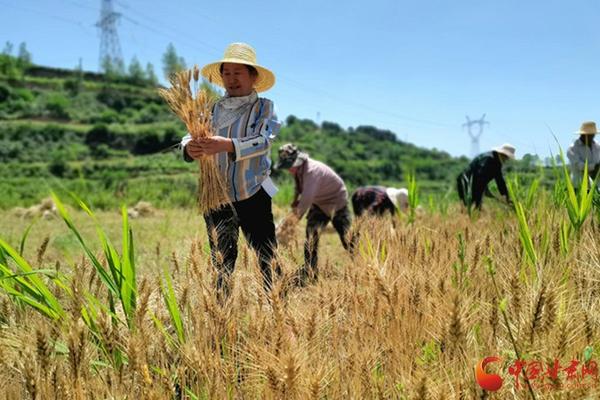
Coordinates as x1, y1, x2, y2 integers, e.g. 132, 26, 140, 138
0, 181, 599, 400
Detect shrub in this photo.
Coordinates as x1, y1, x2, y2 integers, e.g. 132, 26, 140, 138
0, 82, 11, 101
97, 86, 127, 111
48, 154, 70, 177
90, 109, 122, 124
133, 130, 164, 154
85, 124, 114, 147
134, 103, 165, 123
44, 92, 70, 119
90, 143, 112, 159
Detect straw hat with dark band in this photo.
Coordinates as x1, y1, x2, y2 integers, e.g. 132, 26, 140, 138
574, 121, 598, 135
201, 42, 275, 92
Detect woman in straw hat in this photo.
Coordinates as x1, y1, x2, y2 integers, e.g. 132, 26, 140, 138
567, 121, 600, 187
456, 143, 515, 210
181, 42, 281, 297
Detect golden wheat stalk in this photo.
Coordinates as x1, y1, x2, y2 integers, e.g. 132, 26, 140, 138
158, 65, 231, 213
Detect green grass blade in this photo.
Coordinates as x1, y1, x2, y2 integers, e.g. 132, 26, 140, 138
0, 286, 61, 319
507, 179, 537, 267
120, 206, 136, 326
18, 217, 39, 257
160, 265, 185, 344
0, 247, 7, 266
51, 192, 119, 296
185, 388, 200, 400
525, 178, 540, 210
0, 269, 57, 280
0, 238, 64, 318
150, 311, 178, 349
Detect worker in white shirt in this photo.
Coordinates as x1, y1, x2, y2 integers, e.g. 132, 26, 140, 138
567, 121, 600, 187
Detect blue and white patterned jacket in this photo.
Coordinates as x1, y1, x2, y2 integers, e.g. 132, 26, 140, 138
181, 97, 281, 202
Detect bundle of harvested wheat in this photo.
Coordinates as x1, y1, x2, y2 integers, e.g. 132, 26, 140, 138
13, 197, 57, 219
127, 201, 156, 219
276, 212, 300, 248
158, 66, 231, 214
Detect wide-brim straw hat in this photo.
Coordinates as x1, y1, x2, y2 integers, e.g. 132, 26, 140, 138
492, 143, 516, 159
201, 42, 275, 92
574, 121, 598, 135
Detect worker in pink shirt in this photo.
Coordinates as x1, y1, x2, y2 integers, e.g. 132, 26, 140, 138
276, 143, 356, 285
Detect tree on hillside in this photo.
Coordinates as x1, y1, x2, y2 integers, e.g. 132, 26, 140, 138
145, 62, 158, 85
162, 43, 186, 79
520, 153, 541, 170
322, 121, 343, 133
64, 59, 84, 95
128, 56, 145, 84
1, 41, 23, 82
101, 56, 125, 79
17, 42, 32, 66
2, 41, 13, 56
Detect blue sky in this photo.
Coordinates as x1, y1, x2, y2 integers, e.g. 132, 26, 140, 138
2, 0, 600, 158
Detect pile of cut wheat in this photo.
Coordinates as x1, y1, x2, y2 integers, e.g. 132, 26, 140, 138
276, 212, 300, 249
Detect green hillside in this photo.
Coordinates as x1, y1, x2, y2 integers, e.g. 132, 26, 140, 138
0, 53, 538, 210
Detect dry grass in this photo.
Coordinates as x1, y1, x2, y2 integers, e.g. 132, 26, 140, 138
0, 203, 599, 399
158, 66, 230, 214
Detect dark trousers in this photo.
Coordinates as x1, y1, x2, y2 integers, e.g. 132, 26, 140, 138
457, 173, 486, 209
303, 205, 355, 279
204, 188, 277, 294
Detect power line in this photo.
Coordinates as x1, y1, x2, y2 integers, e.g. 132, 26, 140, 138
102, 1, 458, 130
0, 0, 94, 36
60, 0, 98, 12
111, 1, 222, 54
120, 15, 220, 55
8, 0, 464, 133
100, 1, 459, 130
277, 76, 457, 129
114, 0, 220, 25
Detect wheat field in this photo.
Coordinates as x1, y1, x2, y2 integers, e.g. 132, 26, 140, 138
0, 191, 599, 399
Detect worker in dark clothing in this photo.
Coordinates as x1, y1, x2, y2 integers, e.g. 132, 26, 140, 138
351, 186, 408, 218
456, 143, 516, 209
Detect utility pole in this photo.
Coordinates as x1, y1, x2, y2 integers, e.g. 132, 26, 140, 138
96, 0, 123, 72
463, 114, 489, 158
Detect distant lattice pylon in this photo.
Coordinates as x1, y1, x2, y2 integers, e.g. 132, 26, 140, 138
96, 0, 123, 72
463, 114, 489, 158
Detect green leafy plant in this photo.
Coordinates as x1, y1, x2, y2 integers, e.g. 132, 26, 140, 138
406, 170, 419, 223
507, 178, 538, 270
557, 147, 597, 235
0, 241, 64, 320
450, 232, 469, 290
52, 192, 138, 329
158, 265, 185, 345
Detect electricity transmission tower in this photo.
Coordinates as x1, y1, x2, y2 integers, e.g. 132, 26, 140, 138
96, 0, 123, 72
463, 114, 489, 158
